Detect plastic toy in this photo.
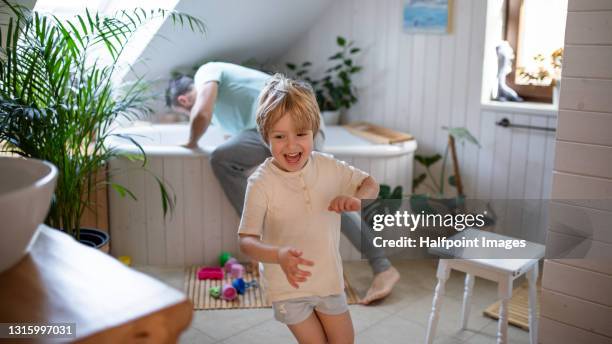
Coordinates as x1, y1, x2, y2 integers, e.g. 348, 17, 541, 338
232, 278, 246, 294
230, 263, 244, 279
219, 251, 232, 266
197, 267, 224, 280
224, 257, 238, 273
209, 286, 221, 299
221, 284, 237, 301
118, 256, 131, 266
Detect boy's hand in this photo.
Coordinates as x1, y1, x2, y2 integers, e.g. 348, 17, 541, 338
328, 196, 361, 213
278, 247, 314, 289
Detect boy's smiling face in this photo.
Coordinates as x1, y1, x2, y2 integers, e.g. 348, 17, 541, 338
268, 113, 313, 172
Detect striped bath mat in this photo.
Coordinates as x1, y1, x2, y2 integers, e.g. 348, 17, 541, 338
483, 281, 541, 330
184, 264, 360, 310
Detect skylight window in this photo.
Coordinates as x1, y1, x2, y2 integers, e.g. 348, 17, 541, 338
33, 0, 180, 82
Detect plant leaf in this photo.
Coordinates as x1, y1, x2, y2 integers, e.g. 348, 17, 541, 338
111, 183, 137, 200
415, 154, 441, 167
328, 52, 342, 60
378, 184, 391, 199
391, 186, 403, 199
443, 127, 481, 147
337, 36, 346, 46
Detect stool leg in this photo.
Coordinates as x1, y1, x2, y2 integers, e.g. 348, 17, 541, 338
426, 260, 450, 344
496, 278, 512, 344
460, 273, 475, 330
526, 264, 539, 344
497, 298, 509, 344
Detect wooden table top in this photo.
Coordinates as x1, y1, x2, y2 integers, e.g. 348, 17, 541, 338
0, 225, 192, 343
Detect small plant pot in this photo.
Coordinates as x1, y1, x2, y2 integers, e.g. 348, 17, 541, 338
322, 110, 341, 125
78, 228, 110, 253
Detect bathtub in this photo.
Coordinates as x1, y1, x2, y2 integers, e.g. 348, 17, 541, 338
106, 124, 417, 266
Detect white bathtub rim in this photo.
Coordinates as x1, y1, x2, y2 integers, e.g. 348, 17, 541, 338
105, 124, 418, 158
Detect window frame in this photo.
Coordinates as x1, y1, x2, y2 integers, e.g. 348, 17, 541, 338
504, 0, 553, 103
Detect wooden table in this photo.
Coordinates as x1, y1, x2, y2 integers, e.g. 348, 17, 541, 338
0, 225, 193, 343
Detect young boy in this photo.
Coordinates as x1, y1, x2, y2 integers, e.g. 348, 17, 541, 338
238, 74, 379, 343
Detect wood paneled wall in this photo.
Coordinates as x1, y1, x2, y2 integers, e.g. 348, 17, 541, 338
540, 0, 612, 342
280, 0, 556, 204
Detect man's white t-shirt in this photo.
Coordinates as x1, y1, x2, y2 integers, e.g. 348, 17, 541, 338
238, 152, 369, 302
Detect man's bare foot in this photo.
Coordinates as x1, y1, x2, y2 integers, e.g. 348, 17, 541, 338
360, 266, 400, 305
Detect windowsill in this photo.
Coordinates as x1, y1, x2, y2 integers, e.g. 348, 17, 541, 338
481, 99, 558, 116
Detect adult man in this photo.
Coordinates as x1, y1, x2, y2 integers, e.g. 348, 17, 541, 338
167, 62, 399, 304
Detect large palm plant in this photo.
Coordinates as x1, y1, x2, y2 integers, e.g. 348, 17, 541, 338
0, 1, 205, 238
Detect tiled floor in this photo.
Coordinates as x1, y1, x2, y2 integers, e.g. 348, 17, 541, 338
136, 260, 531, 344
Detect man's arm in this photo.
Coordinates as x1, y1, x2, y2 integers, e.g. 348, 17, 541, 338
184, 81, 218, 148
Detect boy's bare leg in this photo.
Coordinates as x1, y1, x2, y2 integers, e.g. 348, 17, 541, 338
316, 311, 355, 344
287, 312, 327, 344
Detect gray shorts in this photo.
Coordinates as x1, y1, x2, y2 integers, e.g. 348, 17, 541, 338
272, 294, 348, 325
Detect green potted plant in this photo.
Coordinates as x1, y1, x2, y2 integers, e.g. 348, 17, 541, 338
413, 127, 480, 196
0, 1, 205, 248
410, 126, 482, 219
363, 127, 487, 239
286, 36, 362, 125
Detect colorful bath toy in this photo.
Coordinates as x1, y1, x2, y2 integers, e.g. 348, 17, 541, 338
231, 263, 244, 279
224, 257, 238, 273
232, 278, 246, 294
221, 284, 237, 301
118, 255, 132, 266
219, 251, 232, 266
209, 286, 221, 299
197, 267, 224, 280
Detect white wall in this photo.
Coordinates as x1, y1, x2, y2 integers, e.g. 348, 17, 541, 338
128, 0, 332, 113
280, 0, 556, 216
540, 0, 612, 342
134, 0, 333, 78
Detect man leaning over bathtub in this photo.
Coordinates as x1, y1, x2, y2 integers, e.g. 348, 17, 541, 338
166, 61, 399, 304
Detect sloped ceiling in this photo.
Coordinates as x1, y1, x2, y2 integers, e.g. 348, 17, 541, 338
129, 0, 333, 81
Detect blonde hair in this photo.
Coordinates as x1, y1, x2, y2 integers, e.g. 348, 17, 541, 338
256, 73, 320, 143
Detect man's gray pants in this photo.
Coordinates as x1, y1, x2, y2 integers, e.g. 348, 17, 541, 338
209, 129, 391, 274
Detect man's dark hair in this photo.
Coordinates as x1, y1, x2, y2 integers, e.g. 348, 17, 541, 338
166, 75, 195, 107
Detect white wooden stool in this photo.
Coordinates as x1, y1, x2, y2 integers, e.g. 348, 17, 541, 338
424, 229, 545, 344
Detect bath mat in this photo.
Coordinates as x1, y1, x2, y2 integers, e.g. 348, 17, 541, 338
483, 281, 541, 330
184, 264, 360, 310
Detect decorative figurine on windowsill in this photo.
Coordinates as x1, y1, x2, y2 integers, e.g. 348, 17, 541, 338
494, 41, 523, 102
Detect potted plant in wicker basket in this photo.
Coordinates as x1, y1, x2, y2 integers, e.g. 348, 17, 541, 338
0, 1, 205, 249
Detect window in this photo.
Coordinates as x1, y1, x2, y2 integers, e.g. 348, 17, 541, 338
504, 0, 567, 102
33, 0, 178, 82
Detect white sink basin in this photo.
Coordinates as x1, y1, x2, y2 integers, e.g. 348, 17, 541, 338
0, 157, 57, 273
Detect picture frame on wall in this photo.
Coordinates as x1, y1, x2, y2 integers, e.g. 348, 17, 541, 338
403, 0, 452, 34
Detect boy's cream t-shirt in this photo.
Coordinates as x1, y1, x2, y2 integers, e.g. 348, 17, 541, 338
238, 152, 369, 302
